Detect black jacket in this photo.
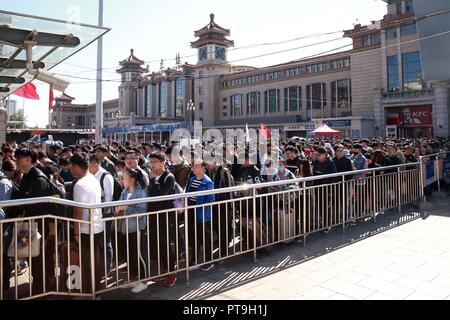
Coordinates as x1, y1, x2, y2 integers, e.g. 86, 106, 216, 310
208, 165, 234, 201
101, 159, 117, 178
234, 165, 261, 185
334, 157, 354, 181
312, 157, 337, 185
14, 167, 54, 217
148, 170, 175, 213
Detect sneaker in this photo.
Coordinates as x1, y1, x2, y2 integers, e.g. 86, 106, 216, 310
164, 273, 177, 288
351, 220, 357, 226
322, 227, 331, 234
200, 264, 215, 272
131, 282, 148, 294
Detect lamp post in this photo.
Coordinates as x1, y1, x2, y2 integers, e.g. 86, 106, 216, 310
186, 100, 196, 138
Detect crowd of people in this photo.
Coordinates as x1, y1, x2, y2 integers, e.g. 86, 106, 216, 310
0, 136, 449, 297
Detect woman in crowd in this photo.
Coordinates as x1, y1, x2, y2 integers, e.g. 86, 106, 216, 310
115, 167, 149, 293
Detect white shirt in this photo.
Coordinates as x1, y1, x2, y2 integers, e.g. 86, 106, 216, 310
94, 167, 114, 204
73, 173, 103, 235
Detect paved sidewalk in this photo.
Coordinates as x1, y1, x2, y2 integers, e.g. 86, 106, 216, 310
101, 193, 450, 300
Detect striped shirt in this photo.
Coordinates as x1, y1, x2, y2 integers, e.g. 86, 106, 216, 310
189, 179, 202, 203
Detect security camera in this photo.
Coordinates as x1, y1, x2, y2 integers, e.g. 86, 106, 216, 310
35, 70, 70, 92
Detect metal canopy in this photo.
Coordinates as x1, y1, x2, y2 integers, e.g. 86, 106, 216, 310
0, 10, 110, 99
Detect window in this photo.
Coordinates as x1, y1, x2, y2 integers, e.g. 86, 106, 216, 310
174, 78, 185, 118
371, 34, 380, 45
405, 0, 414, 13
386, 27, 397, 40
223, 98, 227, 102
387, 55, 400, 92
122, 72, 140, 82
145, 85, 153, 117
231, 95, 242, 116
401, 23, 417, 36
198, 86, 204, 96
284, 68, 301, 77
331, 58, 350, 70
362, 36, 370, 47
199, 102, 204, 111
306, 83, 326, 110
396, 2, 403, 15
75, 116, 85, 126
402, 51, 422, 90
307, 63, 326, 73
247, 92, 260, 115
265, 72, 281, 81
264, 89, 280, 113
284, 87, 301, 112
332, 80, 351, 110
159, 81, 168, 118
198, 71, 204, 79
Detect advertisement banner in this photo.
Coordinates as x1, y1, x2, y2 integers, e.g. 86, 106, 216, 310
399, 106, 432, 126
423, 158, 439, 187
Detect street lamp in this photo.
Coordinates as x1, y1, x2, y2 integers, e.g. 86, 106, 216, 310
186, 100, 196, 136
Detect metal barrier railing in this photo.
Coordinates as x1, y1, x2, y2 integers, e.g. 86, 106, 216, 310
0, 160, 433, 299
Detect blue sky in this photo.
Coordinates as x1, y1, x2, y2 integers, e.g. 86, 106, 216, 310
1, 0, 387, 127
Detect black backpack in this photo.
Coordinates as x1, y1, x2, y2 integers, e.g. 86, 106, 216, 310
36, 172, 67, 217
100, 172, 123, 201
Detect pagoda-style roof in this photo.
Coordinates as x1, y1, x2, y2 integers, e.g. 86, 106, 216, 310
55, 93, 75, 101
116, 49, 148, 73
191, 14, 234, 48
194, 14, 230, 37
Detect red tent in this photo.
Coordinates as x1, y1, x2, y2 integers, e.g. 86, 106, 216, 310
312, 123, 342, 137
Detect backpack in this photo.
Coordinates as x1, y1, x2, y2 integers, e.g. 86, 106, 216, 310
100, 172, 123, 202
219, 166, 236, 188
37, 172, 67, 217
164, 174, 185, 211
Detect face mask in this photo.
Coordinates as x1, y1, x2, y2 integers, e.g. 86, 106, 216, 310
278, 166, 285, 173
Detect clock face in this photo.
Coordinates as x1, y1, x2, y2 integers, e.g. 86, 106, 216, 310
215, 46, 226, 60
199, 47, 208, 61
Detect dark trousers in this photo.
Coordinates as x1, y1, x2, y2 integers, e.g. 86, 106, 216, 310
102, 212, 114, 271
212, 203, 233, 258
2, 223, 12, 293
117, 232, 148, 280
149, 212, 177, 273
31, 219, 54, 295
80, 232, 104, 293
187, 209, 213, 265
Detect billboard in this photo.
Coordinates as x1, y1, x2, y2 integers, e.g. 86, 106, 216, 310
415, 0, 450, 85
398, 106, 432, 126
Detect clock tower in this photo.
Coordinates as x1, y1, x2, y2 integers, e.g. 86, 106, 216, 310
191, 14, 234, 129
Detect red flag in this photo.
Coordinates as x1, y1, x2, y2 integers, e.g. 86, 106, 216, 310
49, 85, 54, 110
260, 123, 272, 140
12, 83, 40, 100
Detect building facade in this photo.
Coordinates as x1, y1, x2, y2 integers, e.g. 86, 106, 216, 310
55, 1, 450, 139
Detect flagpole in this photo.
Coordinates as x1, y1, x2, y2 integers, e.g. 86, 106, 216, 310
95, 0, 104, 144
48, 85, 51, 129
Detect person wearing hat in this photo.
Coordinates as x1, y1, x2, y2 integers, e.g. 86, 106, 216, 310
324, 143, 335, 159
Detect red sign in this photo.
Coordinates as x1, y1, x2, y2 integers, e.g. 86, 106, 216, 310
398, 106, 432, 127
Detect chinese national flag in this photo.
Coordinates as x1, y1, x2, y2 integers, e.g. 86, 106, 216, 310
49, 85, 54, 110
260, 123, 272, 139
12, 82, 40, 100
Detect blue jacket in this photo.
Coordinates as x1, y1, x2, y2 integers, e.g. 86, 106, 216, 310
118, 185, 148, 234
187, 175, 215, 222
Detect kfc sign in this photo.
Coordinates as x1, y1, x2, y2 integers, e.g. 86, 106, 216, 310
399, 106, 432, 126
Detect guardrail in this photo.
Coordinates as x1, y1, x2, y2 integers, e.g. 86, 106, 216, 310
0, 156, 447, 300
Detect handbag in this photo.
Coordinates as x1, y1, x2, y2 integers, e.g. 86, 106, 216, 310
7, 222, 42, 258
